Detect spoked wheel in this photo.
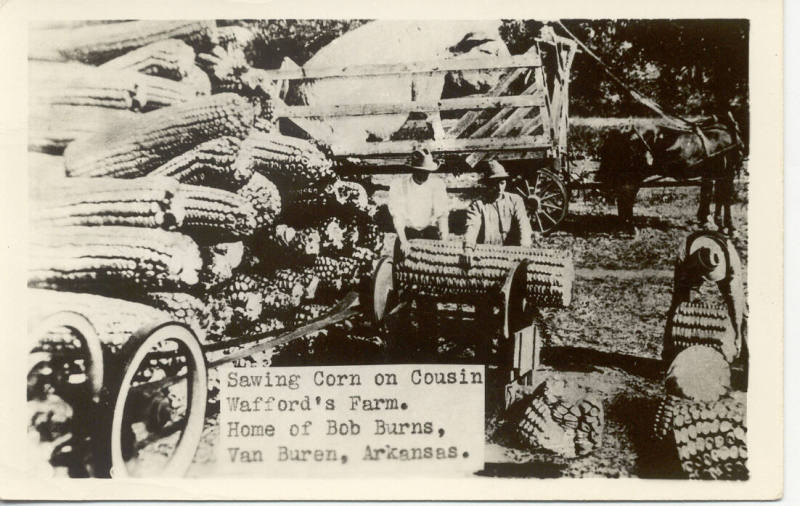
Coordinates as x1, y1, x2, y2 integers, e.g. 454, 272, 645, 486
515, 168, 569, 234
28, 312, 104, 477
109, 323, 206, 478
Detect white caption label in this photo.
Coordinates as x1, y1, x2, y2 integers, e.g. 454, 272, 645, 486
218, 364, 485, 477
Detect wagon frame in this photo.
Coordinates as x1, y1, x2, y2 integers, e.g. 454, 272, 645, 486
261, 24, 579, 234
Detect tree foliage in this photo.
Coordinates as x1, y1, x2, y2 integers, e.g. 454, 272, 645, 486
501, 19, 749, 118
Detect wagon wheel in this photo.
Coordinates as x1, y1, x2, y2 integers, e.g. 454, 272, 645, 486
109, 323, 207, 478
28, 311, 105, 477
515, 168, 569, 234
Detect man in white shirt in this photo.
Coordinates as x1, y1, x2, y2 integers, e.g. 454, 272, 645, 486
388, 148, 450, 256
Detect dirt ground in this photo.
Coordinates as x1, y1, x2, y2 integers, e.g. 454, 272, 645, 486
185, 177, 749, 479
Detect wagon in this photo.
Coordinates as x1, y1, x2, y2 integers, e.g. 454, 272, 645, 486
261, 25, 579, 234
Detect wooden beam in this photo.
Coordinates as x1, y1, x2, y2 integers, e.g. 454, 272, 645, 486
331, 135, 550, 157
247, 53, 542, 81
275, 93, 545, 119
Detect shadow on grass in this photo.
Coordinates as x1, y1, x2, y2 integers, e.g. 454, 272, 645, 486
542, 345, 665, 381
556, 213, 678, 237
477, 461, 567, 478
607, 393, 684, 479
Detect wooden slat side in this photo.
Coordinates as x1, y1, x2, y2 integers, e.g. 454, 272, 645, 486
465, 77, 548, 167
331, 135, 551, 157
275, 93, 545, 119
248, 53, 543, 81
447, 68, 526, 139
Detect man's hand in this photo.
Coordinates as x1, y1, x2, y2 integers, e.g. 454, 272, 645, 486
460, 247, 474, 270
399, 239, 412, 258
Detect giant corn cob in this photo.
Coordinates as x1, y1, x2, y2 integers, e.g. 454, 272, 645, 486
235, 172, 281, 229
653, 393, 747, 480
29, 104, 137, 154
30, 177, 183, 230
313, 255, 361, 294
357, 220, 384, 254
395, 240, 573, 308
665, 301, 737, 364
200, 293, 235, 339
176, 184, 257, 241
514, 377, 604, 458
272, 268, 320, 300
30, 62, 204, 113
183, 66, 214, 98
30, 20, 217, 64
292, 304, 333, 327
234, 130, 336, 187
99, 39, 198, 81
198, 242, 245, 289
213, 273, 300, 329
138, 291, 207, 339
29, 289, 173, 351
148, 136, 248, 188
261, 286, 304, 318
30, 177, 257, 240
64, 93, 255, 178
251, 224, 321, 265
317, 217, 361, 255
283, 180, 372, 223
29, 226, 203, 291
216, 26, 257, 52
213, 274, 265, 329
196, 45, 254, 96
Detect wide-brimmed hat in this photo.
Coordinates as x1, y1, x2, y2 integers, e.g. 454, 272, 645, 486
484, 160, 510, 180
406, 148, 439, 172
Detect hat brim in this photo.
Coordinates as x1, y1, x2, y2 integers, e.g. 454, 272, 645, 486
407, 161, 439, 172
484, 174, 511, 181
688, 237, 727, 282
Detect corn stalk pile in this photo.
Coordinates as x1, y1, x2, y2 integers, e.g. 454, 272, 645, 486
28, 20, 384, 353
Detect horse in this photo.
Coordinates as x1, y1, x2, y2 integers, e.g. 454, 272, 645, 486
597, 115, 744, 235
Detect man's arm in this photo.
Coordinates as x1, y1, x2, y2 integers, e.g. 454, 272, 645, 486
432, 177, 450, 241
388, 178, 411, 254
511, 195, 534, 247
463, 202, 482, 248
437, 214, 450, 241
460, 202, 482, 270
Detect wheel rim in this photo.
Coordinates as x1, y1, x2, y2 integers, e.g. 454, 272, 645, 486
110, 324, 206, 478
515, 169, 568, 233
371, 257, 395, 324
28, 312, 104, 477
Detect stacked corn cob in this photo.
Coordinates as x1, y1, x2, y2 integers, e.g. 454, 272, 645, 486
29, 23, 217, 154
653, 393, 747, 480
653, 320, 748, 479
29, 20, 388, 356
665, 301, 738, 364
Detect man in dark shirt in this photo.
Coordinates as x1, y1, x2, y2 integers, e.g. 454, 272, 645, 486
462, 160, 533, 267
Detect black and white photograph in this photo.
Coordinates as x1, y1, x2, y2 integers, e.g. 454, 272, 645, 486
3, 1, 783, 500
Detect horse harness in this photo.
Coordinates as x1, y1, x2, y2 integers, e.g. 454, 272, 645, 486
631, 119, 744, 174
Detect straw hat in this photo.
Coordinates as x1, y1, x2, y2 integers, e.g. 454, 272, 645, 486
406, 148, 439, 172
484, 160, 511, 180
